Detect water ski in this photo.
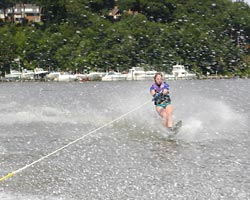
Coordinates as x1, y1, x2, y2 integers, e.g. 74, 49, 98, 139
168, 120, 182, 137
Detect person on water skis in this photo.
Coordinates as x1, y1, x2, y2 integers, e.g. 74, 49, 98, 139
150, 72, 180, 133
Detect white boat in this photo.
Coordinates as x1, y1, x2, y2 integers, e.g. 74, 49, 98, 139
5, 70, 22, 80
46, 72, 59, 81
165, 64, 196, 80
102, 71, 127, 81
34, 68, 48, 78
87, 72, 104, 81
145, 70, 158, 78
46, 72, 77, 82
75, 73, 88, 82
5, 68, 48, 81
34, 67, 48, 75
21, 69, 35, 80
126, 67, 157, 80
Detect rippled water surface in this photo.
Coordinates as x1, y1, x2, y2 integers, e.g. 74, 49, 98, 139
0, 79, 250, 199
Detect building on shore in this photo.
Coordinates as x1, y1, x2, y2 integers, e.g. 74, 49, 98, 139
0, 4, 42, 23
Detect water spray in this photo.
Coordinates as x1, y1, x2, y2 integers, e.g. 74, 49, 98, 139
0, 100, 151, 182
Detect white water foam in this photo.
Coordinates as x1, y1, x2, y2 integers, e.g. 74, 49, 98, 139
0, 104, 107, 126
176, 98, 247, 141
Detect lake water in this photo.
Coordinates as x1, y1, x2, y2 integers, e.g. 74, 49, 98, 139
0, 79, 250, 199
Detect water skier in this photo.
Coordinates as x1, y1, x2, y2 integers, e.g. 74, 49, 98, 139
150, 73, 177, 132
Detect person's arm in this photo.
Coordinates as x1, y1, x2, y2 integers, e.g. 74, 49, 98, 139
150, 84, 156, 97
162, 83, 170, 95
162, 88, 169, 95
150, 89, 156, 97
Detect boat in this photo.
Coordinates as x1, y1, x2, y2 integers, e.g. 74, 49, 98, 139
5, 68, 49, 81
87, 72, 104, 81
5, 70, 22, 80
57, 72, 77, 82
34, 67, 49, 79
75, 73, 88, 82
145, 70, 158, 78
165, 64, 196, 80
21, 69, 35, 80
126, 67, 158, 80
102, 71, 127, 81
46, 72, 77, 82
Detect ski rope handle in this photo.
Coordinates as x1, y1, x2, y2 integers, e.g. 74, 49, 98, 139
152, 90, 163, 101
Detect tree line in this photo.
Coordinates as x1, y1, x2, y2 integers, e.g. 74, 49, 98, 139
0, 0, 250, 76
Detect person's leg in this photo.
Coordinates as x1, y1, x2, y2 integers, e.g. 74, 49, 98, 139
165, 105, 173, 128
156, 106, 168, 127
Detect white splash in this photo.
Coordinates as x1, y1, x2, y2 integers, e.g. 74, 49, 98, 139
176, 98, 247, 141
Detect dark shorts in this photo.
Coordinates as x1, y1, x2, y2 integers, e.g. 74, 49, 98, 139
155, 102, 171, 109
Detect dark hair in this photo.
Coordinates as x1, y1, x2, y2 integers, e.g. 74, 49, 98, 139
154, 72, 163, 81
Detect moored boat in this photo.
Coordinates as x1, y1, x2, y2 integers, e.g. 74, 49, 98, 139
126, 67, 158, 81
165, 64, 197, 80
5, 70, 22, 80
46, 72, 77, 82
102, 71, 127, 81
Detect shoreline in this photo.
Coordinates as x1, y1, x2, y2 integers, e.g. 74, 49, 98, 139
0, 75, 249, 83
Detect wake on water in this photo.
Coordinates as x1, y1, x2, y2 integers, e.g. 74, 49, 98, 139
117, 94, 248, 143
171, 98, 247, 142
0, 83, 247, 145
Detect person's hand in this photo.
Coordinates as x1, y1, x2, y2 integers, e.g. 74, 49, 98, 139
162, 89, 168, 95
152, 91, 162, 101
